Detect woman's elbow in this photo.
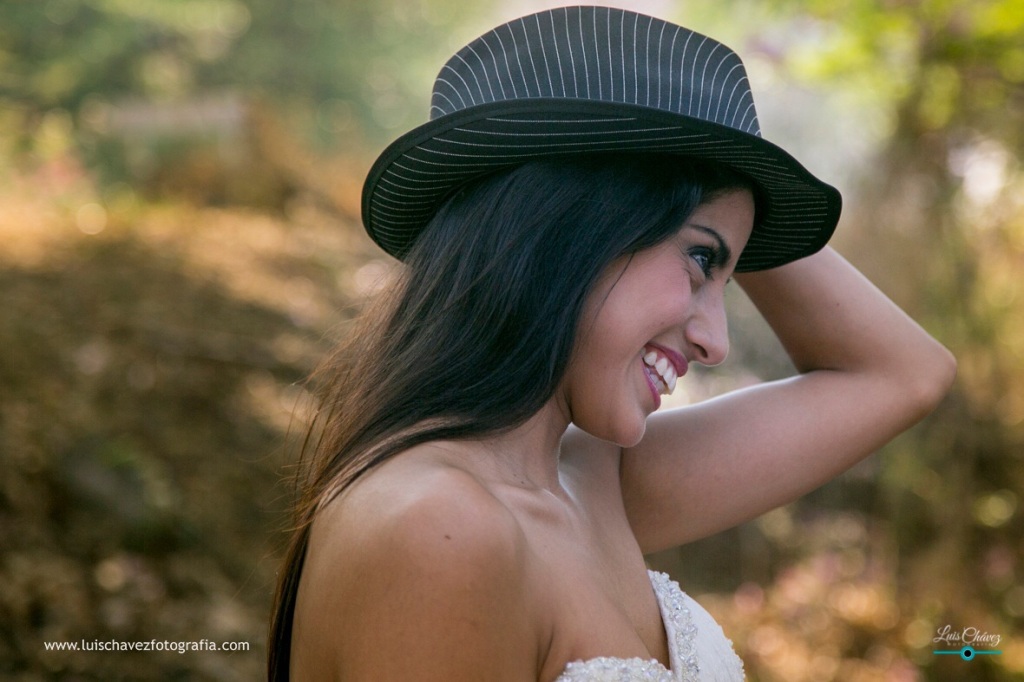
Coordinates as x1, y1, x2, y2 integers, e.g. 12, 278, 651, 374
907, 341, 958, 417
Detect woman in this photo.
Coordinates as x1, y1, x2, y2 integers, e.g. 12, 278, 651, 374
270, 7, 956, 681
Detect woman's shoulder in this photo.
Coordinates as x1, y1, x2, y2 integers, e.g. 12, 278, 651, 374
317, 449, 528, 565
293, 451, 541, 676
293, 450, 540, 678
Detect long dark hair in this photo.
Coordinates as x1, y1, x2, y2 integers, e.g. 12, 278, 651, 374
268, 153, 753, 679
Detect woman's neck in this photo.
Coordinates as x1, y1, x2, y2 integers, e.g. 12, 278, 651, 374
447, 396, 572, 494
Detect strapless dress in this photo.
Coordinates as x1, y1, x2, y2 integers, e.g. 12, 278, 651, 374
555, 571, 745, 681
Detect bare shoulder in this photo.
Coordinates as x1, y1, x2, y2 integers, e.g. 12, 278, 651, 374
292, 450, 539, 680
318, 453, 530, 579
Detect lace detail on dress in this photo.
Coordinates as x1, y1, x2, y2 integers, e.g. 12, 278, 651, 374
554, 571, 744, 682
649, 571, 701, 680
558, 656, 674, 682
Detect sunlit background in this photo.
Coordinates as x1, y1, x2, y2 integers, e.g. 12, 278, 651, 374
1, 0, 1022, 679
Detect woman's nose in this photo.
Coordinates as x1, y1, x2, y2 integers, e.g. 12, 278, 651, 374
684, 295, 730, 366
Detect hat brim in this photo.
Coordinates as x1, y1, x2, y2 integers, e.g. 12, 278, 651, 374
363, 98, 841, 272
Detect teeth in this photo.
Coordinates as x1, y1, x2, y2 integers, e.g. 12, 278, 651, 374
655, 357, 669, 375
643, 348, 678, 396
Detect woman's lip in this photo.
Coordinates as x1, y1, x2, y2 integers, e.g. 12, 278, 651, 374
642, 363, 662, 410
646, 342, 688, 378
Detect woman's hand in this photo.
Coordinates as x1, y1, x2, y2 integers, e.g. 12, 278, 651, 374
616, 246, 956, 553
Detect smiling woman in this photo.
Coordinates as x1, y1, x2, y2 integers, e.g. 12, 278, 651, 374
566, 190, 755, 446
268, 6, 955, 681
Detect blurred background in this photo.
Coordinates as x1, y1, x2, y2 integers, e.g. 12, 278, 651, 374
0, 0, 1021, 679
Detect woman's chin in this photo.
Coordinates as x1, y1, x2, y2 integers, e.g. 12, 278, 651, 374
597, 417, 648, 449
572, 403, 650, 448
619, 425, 647, 449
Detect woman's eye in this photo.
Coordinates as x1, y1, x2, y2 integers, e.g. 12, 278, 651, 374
689, 247, 715, 278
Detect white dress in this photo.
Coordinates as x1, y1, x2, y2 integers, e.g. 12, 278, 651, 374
556, 571, 745, 682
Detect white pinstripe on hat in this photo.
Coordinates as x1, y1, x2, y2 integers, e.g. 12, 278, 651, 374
362, 5, 841, 272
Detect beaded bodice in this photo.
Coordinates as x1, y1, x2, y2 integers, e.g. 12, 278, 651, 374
555, 571, 745, 682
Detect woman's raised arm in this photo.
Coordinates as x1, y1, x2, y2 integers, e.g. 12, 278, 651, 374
619, 246, 957, 553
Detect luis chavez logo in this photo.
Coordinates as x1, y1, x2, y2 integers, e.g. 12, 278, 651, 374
932, 625, 1003, 660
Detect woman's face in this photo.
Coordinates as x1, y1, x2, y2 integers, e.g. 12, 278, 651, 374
563, 189, 755, 447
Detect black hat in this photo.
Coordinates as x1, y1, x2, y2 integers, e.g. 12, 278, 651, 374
362, 6, 841, 272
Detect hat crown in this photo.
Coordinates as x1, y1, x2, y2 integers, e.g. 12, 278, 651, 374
364, 6, 840, 271
430, 6, 760, 137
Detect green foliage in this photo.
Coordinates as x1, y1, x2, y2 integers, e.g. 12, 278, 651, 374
0, 0, 489, 154
767, 0, 1023, 137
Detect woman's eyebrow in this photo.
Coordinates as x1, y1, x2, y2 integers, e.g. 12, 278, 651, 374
684, 223, 733, 268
